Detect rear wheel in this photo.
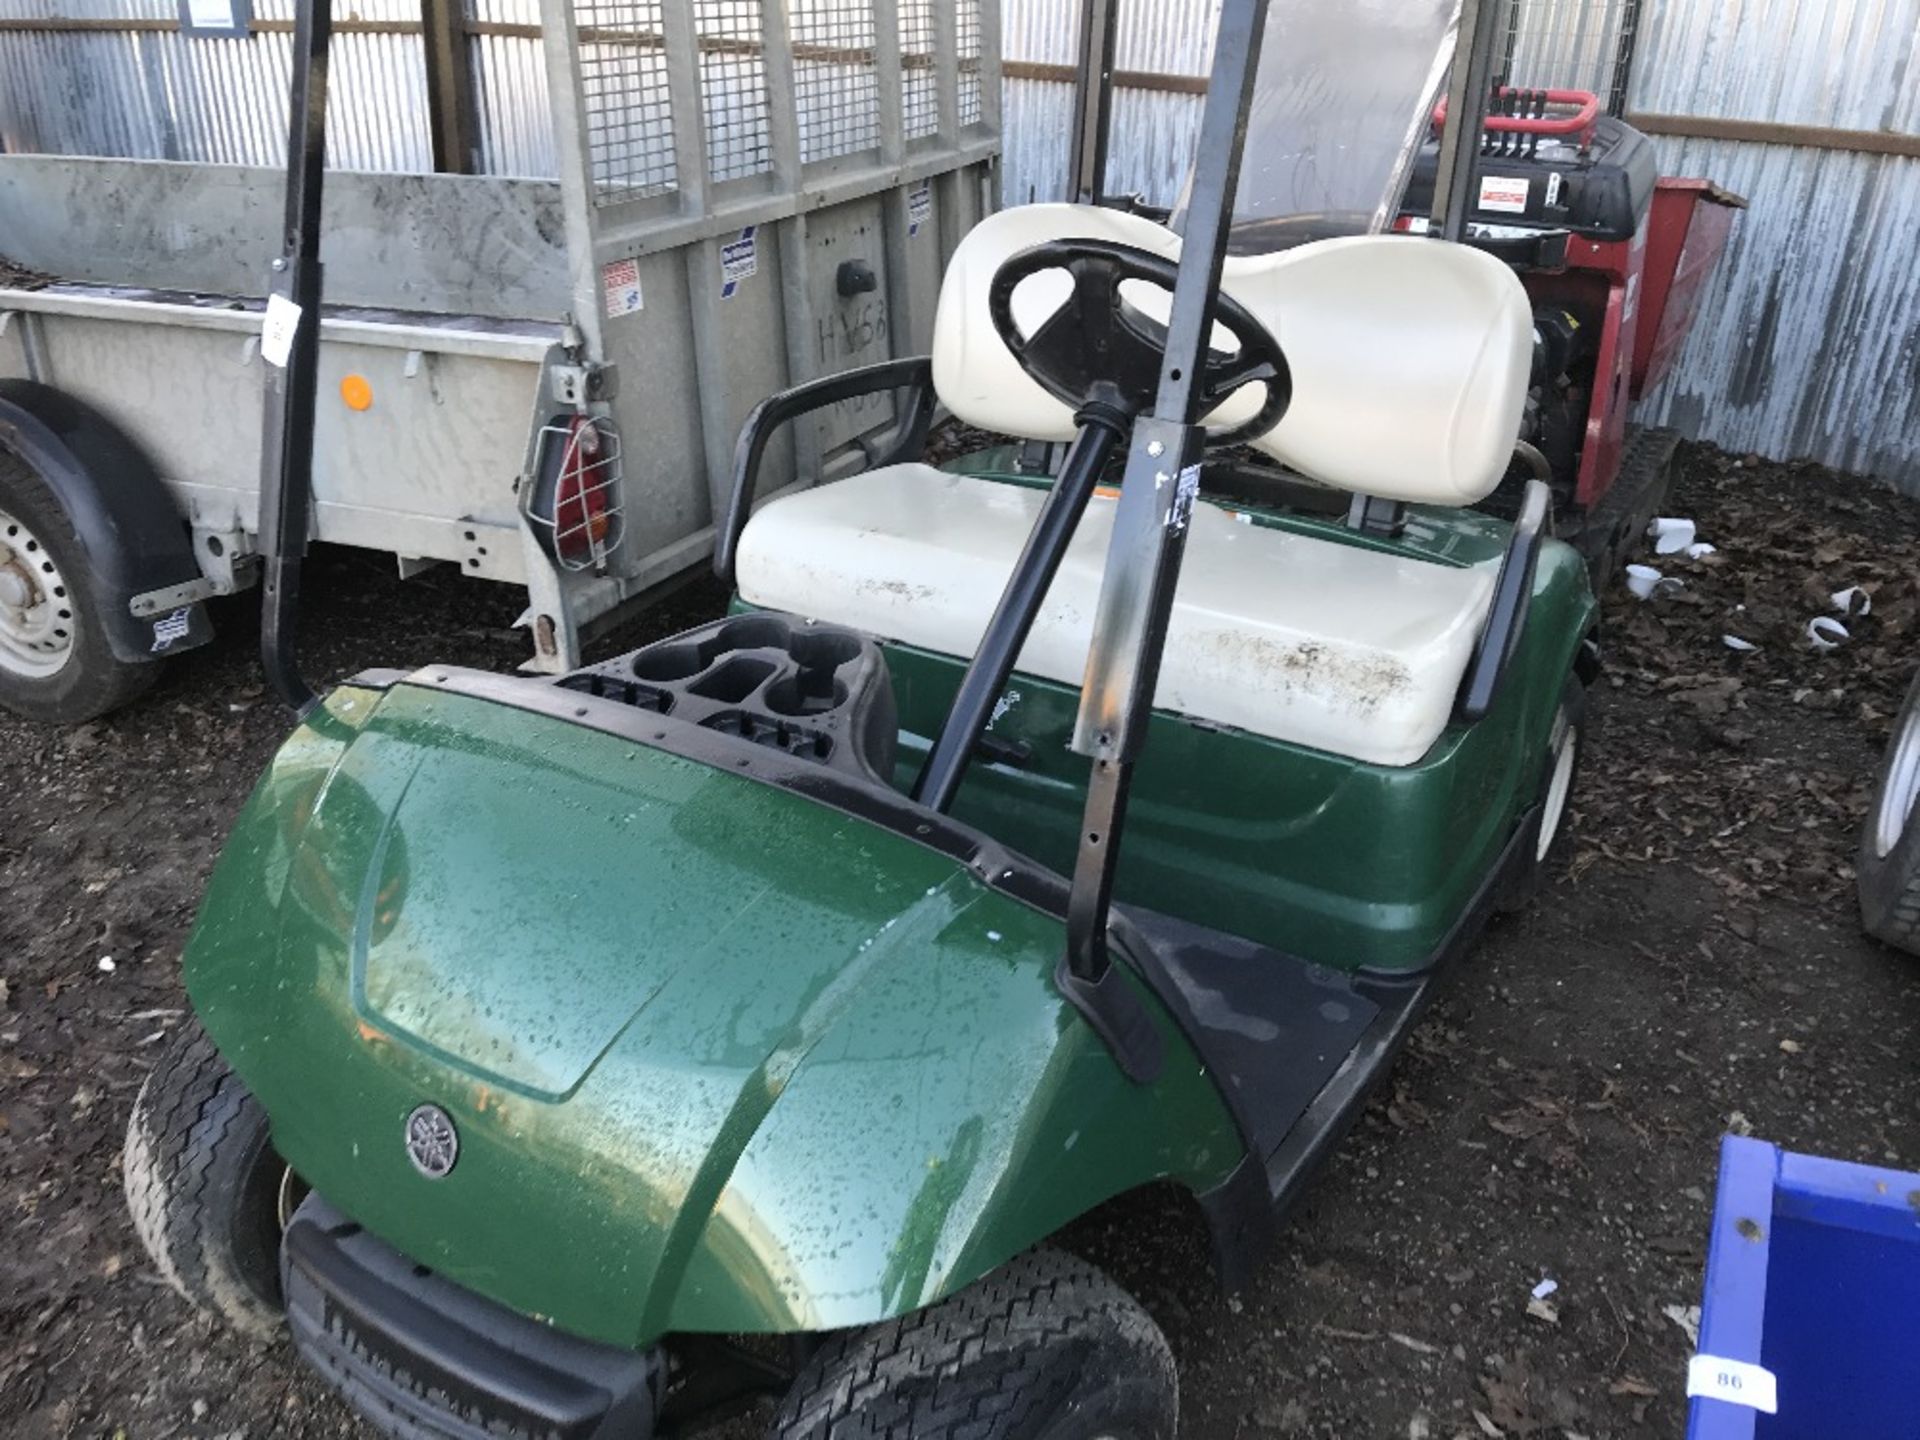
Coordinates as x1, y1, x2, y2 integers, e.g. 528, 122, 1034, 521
124, 1021, 290, 1341
1497, 677, 1586, 914
1858, 667, 1920, 956
770, 1248, 1176, 1440
0, 454, 156, 723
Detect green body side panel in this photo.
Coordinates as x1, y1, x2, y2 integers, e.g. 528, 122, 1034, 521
737, 465, 1598, 974
184, 685, 1242, 1351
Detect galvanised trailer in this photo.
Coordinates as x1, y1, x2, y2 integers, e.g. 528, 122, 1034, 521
0, 0, 1000, 721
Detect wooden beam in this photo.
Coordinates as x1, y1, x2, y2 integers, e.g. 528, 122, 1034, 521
1627, 110, 1920, 161
1002, 58, 1209, 96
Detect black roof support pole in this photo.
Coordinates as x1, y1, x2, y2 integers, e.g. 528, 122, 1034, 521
1053, 0, 1272, 1084
1068, 0, 1120, 205
1430, 0, 1507, 242
256, 0, 330, 718
912, 404, 1131, 814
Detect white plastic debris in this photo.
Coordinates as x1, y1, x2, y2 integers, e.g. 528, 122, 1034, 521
97, 956, 116, 973
1625, 564, 1684, 601
1648, 517, 1698, 555
1722, 635, 1759, 653
1686, 542, 1718, 560
1830, 586, 1872, 618
1806, 616, 1849, 652
1531, 1277, 1559, 1300
1664, 1303, 1702, 1346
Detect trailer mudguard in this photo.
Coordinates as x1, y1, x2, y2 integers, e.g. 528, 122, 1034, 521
184, 682, 1244, 1352
0, 380, 213, 661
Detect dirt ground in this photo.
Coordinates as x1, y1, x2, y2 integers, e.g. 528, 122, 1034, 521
3, 442, 1917, 1439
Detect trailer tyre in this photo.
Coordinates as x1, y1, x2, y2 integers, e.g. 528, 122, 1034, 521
1497, 677, 1587, 914
1857, 667, 1920, 957
0, 453, 157, 723
124, 1021, 288, 1342
771, 1248, 1176, 1440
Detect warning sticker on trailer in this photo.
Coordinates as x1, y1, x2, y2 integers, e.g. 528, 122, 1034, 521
602, 258, 643, 319
720, 227, 758, 299
909, 184, 933, 238
1478, 175, 1531, 215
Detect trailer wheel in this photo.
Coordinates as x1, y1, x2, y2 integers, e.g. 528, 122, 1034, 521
124, 1021, 290, 1342
0, 454, 157, 723
771, 1249, 1175, 1440
1497, 677, 1587, 914
1857, 668, 1920, 957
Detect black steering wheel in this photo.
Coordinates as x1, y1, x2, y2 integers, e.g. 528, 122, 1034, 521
987, 238, 1292, 446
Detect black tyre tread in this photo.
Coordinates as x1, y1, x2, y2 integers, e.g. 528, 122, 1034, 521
0, 450, 158, 724
1858, 669, 1920, 957
773, 1249, 1175, 1440
124, 1021, 283, 1340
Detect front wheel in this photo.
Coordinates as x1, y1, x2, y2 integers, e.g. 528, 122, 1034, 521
771, 1248, 1176, 1440
124, 1021, 290, 1341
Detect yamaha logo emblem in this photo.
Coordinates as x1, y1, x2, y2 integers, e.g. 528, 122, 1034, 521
404, 1104, 459, 1179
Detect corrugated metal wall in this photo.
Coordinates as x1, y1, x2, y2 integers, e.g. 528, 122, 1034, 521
1630, 0, 1920, 489
0, 0, 434, 171
1001, 0, 1217, 204
998, 0, 1920, 489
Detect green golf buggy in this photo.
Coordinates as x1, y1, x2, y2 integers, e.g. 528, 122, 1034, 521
125, 0, 1597, 1435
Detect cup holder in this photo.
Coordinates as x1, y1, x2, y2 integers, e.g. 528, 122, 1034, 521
568, 613, 897, 785
688, 655, 776, 705
630, 643, 706, 684
785, 628, 863, 672
630, 615, 795, 684
763, 673, 848, 717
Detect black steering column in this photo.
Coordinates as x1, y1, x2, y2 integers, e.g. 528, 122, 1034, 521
911, 238, 1290, 817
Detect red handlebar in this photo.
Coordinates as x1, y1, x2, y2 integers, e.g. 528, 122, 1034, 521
1434, 87, 1601, 140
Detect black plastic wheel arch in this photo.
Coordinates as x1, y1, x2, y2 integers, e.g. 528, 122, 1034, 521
0, 380, 212, 663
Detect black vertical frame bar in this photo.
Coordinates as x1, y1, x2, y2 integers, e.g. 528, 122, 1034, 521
256, 0, 330, 717
1430, 0, 1507, 242
1057, 0, 1270, 1012
1068, 0, 1120, 204
1608, 0, 1644, 115
421, 0, 479, 173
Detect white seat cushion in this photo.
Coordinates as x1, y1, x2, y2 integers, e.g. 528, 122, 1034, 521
931, 204, 1533, 507
736, 466, 1500, 767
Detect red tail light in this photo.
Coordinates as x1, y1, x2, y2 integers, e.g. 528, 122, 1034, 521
529, 414, 624, 570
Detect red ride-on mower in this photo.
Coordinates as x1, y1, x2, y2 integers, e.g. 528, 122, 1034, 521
1398, 87, 1746, 582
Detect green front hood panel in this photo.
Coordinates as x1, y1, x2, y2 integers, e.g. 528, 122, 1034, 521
186, 684, 1241, 1349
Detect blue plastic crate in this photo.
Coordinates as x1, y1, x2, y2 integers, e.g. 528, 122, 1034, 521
1690, 1135, 1920, 1438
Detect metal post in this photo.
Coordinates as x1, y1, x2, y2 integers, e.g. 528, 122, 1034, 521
1608, 0, 1644, 115
255, 0, 331, 717
1060, 0, 1270, 1005
1431, 0, 1507, 242
913, 408, 1129, 813
1069, 0, 1119, 205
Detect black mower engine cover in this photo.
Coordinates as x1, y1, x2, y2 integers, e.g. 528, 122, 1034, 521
1402, 114, 1659, 243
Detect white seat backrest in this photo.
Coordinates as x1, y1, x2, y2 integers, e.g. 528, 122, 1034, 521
930, 203, 1533, 507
